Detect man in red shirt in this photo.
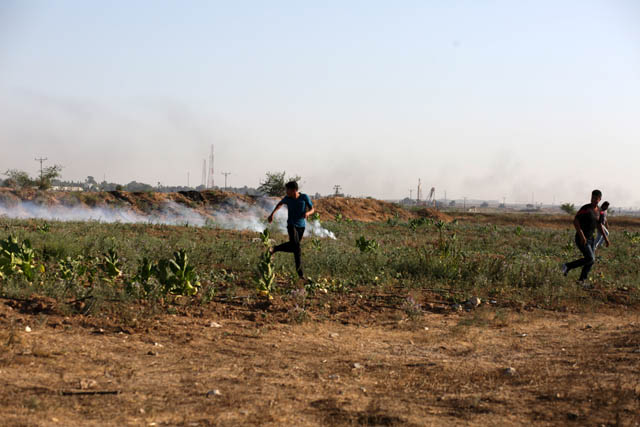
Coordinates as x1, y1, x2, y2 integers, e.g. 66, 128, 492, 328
562, 189, 610, 283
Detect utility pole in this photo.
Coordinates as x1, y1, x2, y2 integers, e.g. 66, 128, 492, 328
221, 172, 231, 190
409, 189, 413, 200
333, 185, 342, 196
35, 157, 47, 182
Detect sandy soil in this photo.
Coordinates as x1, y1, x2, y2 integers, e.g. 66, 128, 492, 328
1, 298, 639, 426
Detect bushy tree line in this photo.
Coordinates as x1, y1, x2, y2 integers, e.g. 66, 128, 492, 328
2, 168, 305, 197
3, 166, 63, 190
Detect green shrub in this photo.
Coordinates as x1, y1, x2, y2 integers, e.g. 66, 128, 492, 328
355, 236, 379, 253
0, 235, 38, 282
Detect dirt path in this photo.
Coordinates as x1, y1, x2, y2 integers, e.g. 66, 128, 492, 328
1, 304, 639, 426
0, 306, 640, 426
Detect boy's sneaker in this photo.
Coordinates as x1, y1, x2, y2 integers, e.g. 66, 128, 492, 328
561, 264, 569, 277
577, 279, 593, 290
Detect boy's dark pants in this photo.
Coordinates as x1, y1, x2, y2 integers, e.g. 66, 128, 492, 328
273, 225, 306, 278
566, 235, 596, 281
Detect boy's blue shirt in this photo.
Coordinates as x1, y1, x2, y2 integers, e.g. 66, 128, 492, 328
280, 193, 313, 227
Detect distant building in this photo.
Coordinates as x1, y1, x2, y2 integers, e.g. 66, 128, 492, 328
51, 186, 84, 192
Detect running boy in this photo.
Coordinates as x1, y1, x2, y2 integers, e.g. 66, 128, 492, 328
595, 201, 610, 249
561, 189, 610, 282
267, 181, 315, 279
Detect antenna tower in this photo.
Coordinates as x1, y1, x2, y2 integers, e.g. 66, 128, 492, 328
207, 145, 215, 188
201, 160, 207, 187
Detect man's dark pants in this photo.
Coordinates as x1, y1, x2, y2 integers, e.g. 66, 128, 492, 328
273, 225, 305, 278
566, 235, 596, 281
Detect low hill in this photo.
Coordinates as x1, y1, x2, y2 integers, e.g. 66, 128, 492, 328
0, 188, 450, 224
313, 196, 451, 222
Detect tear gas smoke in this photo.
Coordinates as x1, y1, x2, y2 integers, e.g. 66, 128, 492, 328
0, 198, 337, 239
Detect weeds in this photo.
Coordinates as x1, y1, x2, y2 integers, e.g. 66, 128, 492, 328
402, 295, 422, 320
0, 235, 38, 282
408, 217, 433, 230
0, 214, 638, 313
100, 249, 122, 281
356, 236, 379, 253
622, 231, 640, 244
255, 229, 275, 300
288, 287, 309, 323
305, 276, 354, 294
36, 223, 50, 234
133, 257, 155, 294
155, 250, 200, 296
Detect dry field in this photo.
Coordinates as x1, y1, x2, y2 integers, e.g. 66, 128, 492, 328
1, 192, 639, 426
1, 296, 639, 426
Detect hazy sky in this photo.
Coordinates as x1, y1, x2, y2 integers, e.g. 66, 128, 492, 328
1, 1, 639, 206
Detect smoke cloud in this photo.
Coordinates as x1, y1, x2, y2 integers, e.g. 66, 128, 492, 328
0, 198, 337, 239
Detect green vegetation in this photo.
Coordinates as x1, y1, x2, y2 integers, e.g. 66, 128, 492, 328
355, 235, 379, 253
0, 216, 638, 315
0, 235, 39, 281
255, 229, 275, 299
155, 250, 201, 296
622, 231, 640, 245
257, 171, 301, 197
560, 203, 576, 215
4, 165, 63, 190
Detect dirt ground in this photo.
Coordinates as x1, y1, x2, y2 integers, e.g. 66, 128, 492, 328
1, 297, 639, 426
313, 198, 451, 223
1, 190, 639, 425
450, 211, 640, 231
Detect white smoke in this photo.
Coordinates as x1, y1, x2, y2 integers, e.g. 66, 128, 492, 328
0, 197, 337, 239
204, 198, 336, 239
0, 200, 150, 223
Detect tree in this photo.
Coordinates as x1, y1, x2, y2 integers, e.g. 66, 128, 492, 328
4, 169, 34, 189
36, 165, 63, 190
124, 181, 154, 192
258, 171, 301, 197
85, 176, 98, 190
560, 203, 576, 215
